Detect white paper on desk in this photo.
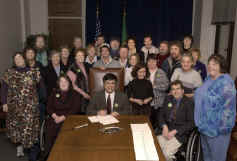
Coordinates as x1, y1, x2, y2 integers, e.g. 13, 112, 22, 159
130, 123, 159, 161
97, 115, 119, 125
88, 116, 99, 123
88, 115, 119, 125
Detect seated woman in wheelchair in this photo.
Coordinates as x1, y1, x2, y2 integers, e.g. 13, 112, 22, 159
156, 80, 195, 161
44, 75, 82, 157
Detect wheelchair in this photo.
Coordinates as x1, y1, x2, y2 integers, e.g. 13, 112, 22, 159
175, 128, 202, 161
40, 116, 48, 152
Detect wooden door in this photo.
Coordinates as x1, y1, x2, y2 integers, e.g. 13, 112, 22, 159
48, 0, 86, 49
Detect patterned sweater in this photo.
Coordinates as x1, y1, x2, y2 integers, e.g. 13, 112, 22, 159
194, 74, 236, 137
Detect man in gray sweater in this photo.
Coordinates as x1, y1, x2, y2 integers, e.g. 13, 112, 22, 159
93, 45, 121, 69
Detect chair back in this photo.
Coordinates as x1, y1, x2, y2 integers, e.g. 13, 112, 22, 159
89, 68, 124, 95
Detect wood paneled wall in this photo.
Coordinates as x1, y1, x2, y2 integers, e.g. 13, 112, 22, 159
48, 0, 84, 49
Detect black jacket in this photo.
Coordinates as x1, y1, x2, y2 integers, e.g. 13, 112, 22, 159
157, 95, 195, 143
161, 57, 181, 80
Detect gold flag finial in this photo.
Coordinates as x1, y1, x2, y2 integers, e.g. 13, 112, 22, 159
96, 7, 99, 17
123, 7, 126, 16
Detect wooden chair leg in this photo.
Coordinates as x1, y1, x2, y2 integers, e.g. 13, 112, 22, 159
0, 119, 6, 132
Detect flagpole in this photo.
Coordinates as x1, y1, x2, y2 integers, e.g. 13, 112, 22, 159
95, 0, 102, 41
96, 3, 99, 18
123, 0, 127, 16
123, 3, 126, 17
121, 0, 127, 44
96, 0, 101, 20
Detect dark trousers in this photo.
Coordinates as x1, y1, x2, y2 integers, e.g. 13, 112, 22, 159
79, 99, 89, 115
43, 119, 62, 160
132, 104, 151, 116
39, 103, 46, 124
27, 143, 40, 161
150, 107, 160, 129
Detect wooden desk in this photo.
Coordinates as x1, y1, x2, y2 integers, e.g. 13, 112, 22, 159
47, 115, 165, 161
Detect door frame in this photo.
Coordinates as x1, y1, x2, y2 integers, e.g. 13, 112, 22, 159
214, 22, 235, 73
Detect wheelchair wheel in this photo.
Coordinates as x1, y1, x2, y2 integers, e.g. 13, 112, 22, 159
185, 130, 201, 161
40, 119, 46, 151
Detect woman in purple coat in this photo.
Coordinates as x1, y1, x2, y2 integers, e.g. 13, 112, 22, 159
44, 75, 82, 158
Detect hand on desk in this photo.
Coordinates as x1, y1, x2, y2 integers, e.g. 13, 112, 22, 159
111, 112, 119, 117
97, 110, 120, 117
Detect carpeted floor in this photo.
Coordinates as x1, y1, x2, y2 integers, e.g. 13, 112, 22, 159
0, 132, 28, 161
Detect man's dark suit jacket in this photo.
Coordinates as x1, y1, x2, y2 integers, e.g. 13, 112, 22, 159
87, 90, 132, 115
157, 95, 195, 144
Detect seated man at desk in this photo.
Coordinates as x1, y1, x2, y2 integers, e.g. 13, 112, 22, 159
87, 73, 131, 116
156, 80, 195, 161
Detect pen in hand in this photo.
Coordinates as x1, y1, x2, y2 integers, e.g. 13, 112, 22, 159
73, 123, 89, 130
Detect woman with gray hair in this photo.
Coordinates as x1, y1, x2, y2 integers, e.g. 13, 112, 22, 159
45, 50, 66, 96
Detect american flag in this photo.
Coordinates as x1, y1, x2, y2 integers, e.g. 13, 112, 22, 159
95, 7, 102, 40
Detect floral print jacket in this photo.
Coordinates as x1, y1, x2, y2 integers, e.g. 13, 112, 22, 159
194, 74, 236, 137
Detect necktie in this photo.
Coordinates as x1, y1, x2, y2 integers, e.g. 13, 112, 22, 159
146, 50, 150, 62
107, 94, 112, 114
171, 100, 177, 121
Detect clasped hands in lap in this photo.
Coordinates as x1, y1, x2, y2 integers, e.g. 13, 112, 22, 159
51, 113, 66, 124
130, 97, 152, 106
162, 125, 177, 140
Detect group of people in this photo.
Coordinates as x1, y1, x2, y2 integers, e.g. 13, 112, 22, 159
0, 34, 236, 161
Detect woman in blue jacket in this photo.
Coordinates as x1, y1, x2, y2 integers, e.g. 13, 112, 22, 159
194, 54, 236, 161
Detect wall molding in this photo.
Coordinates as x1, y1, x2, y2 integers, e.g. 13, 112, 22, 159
48, 16, 85, 20
199, 0, 216, 65
230, 9, 237, 79
20, 0, 26, 47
